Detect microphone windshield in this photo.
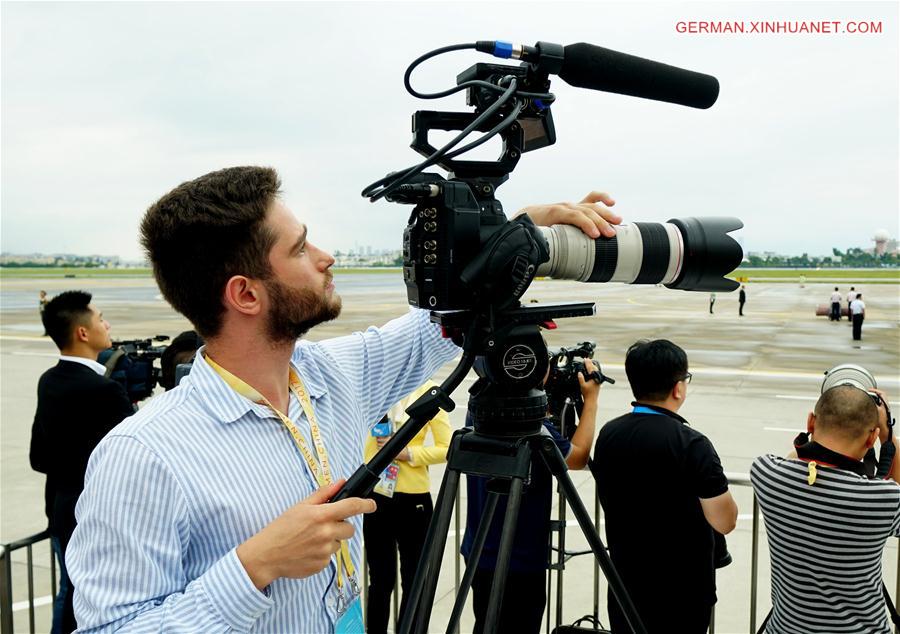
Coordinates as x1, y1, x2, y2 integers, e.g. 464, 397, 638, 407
559, 43, 719, 109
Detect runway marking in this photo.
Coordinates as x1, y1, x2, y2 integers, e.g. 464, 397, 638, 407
7, 351, 58, 358
777, 394, 900, 407
0, 335, 54, 342
12, 595, 52, 612
764, 427, 801, 433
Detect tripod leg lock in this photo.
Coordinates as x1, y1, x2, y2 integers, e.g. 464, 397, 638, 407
405, 386, 455, 419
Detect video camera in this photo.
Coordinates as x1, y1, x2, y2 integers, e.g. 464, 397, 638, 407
99, 335, 169, 403
99, 330, 204, 403
341, 39, 746, 634
363, 41, 743, 314
546, 341, 614, 439
344, 37, 746, 492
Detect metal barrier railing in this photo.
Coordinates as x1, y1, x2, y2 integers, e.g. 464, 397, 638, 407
0, 530, 57, 634
4, 474, 897, 634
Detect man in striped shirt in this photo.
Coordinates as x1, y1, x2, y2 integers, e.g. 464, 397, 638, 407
66, 166, 622, 633
751, 384, 899, 633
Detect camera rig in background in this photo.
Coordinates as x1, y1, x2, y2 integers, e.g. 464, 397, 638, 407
98, 331, 203, 403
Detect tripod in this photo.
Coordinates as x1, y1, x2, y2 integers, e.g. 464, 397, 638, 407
334, 303, 646, 634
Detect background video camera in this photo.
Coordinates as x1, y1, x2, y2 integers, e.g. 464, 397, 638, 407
98, 335, 169, 402
546, 341, 614, 439
99, 330, 203, 402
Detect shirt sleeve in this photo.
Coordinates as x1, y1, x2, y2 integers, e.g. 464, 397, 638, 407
890, 485, 900, 538
67, 436, 273, 633
684, 433, 729, 499
316, 308, 459, 431
409, 409, 451, 467
543, 421, 573, 459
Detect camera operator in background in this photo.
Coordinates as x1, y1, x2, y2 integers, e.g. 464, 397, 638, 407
592, 339, 737, 634
66, 165, 622, 633
29, 291, 135, 634
363, 380, 451, 634
461, 356, 601, 634
752, 379, 899, 634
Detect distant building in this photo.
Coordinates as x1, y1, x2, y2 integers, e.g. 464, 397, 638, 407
873, 229, 891, 256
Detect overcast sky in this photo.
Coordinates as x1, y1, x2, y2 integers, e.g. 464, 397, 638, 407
2, 1, 897, 261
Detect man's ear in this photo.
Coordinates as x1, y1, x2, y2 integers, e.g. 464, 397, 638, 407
807, 412, 816, 435
865, 427, 879, 450
223, 276, 263, 316
74, 325, 89, 344
673, 380, 686, 401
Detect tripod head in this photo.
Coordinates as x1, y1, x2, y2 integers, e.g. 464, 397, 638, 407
334, 301, 593, 501
439, 302, 595, 437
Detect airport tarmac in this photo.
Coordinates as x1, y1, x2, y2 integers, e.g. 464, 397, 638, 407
1, 274, 898, 633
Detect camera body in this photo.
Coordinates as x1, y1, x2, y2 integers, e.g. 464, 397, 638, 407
99, 330, 203, 402
545, 341, 605, 439
98, 336, 169, 402
401, 175, 548, 312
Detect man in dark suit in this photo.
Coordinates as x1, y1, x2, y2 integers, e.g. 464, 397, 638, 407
30, 291, 134, 634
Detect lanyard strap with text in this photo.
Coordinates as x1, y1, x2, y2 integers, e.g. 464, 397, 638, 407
204, 355, 356, 592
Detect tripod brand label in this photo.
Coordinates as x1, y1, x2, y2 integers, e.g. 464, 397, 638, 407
502, 345, 537, 380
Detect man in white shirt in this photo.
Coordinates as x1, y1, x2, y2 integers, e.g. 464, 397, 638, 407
850, 293, 866, 341
847, 287, 858, 324
830, 287, 842, 321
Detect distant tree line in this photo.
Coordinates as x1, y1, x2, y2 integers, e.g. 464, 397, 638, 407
746, 248, 899, 268
0, 261, 103, 268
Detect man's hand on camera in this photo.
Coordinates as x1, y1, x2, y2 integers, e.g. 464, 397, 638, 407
870, 388, 892, 443
517, 191, 622, 238
578, 359, 602, 404
236, 479, 375, 591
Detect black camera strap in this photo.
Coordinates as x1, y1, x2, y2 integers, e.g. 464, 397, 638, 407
792, 436, 868, 477
102, 347, 127, 379
793, 428, 896, 481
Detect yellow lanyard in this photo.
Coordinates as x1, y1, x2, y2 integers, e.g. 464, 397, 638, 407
204, 354, 357, 591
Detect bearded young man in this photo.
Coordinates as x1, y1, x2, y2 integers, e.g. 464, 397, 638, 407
66, 166, 621, 632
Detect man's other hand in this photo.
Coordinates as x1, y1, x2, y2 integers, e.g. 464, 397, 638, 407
578, 359, 602, 405
870, 388, 892, 444
518, 191, 622, 238
237, 479, 376, 591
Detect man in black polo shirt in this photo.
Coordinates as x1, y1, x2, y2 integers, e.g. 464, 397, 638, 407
592, 339, 737, 633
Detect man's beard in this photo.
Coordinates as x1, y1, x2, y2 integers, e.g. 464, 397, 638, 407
264, 277, 342, 344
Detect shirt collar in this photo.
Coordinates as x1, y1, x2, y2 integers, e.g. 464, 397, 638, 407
59, 355, 106, 376
630, 401, 690, 425
189, 344, 329, 424
795, 440, 868, 477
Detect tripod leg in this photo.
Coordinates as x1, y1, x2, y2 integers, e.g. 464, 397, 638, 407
537, 438, 648, 634
446, 491, 501, 633
398, 466, 461, 634
483, 475, 526, 634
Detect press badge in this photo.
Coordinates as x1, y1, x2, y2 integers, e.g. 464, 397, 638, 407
330, 573, 364, 634
334, 597, 364, 634
373, 462, 400, 498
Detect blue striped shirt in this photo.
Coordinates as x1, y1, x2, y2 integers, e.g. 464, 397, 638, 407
67, 308, 459, 633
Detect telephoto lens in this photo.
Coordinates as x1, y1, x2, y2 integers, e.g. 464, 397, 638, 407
535, 217, 743, 292
821, 364, 878, 394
